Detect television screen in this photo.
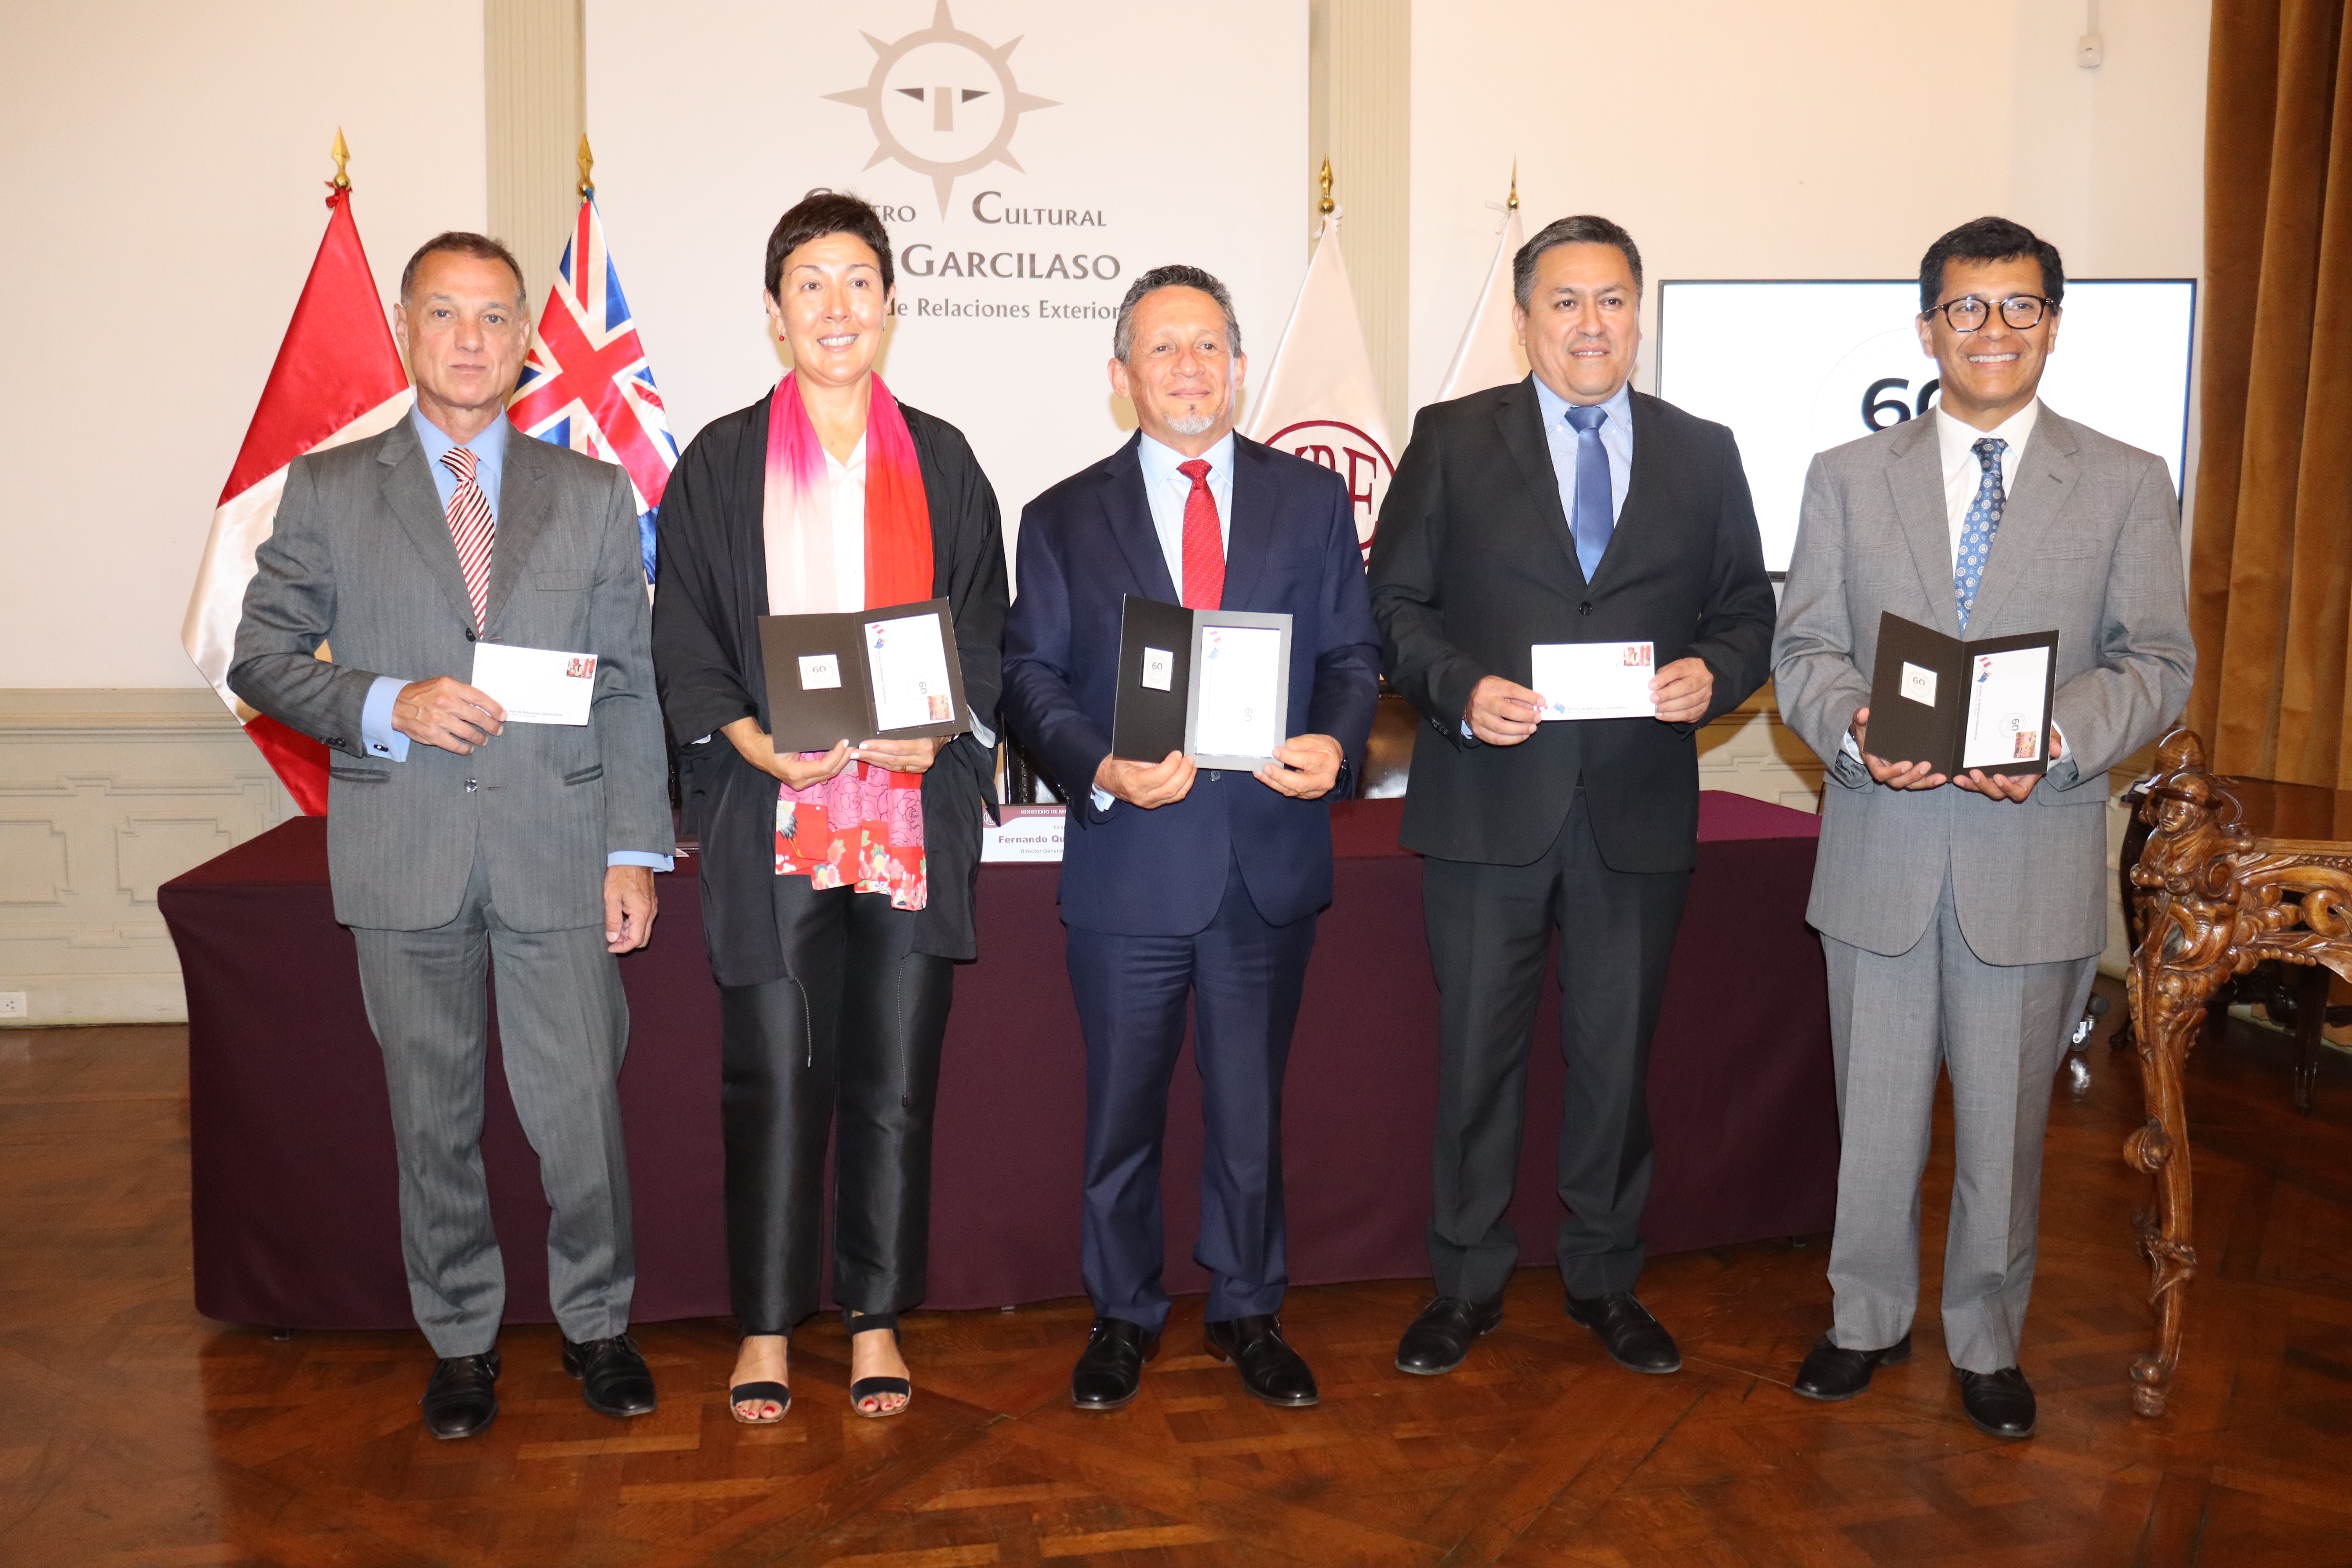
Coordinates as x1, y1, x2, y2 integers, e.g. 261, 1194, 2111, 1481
1653, 279, 2196, 575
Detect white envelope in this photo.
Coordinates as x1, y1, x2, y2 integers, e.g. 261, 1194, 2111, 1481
469, 641, 597, 726
1530, 641, 1657, 721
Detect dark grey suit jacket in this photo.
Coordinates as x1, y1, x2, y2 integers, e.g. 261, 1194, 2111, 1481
230, 412, 673, 933
1773, 406, 2194, 965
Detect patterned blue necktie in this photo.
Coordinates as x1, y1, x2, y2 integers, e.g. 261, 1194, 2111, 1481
1563, 402, 1613, 579
1955, 436, 2007, 630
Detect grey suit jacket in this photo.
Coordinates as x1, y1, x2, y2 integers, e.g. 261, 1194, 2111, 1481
1772, 406, 2193, 966
230, 414, 673, 933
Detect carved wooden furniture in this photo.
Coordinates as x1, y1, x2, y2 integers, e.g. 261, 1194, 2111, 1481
2124, 730, 2352, 1415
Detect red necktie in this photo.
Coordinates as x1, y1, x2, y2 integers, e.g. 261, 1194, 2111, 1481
1178, 458, 1224, 610
439, 445, 495, 628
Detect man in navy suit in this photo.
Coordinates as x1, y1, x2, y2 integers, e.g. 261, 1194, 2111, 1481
1002, 264, 1381, 1412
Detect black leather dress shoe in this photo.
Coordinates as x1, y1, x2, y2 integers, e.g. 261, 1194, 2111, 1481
1205, 1314, 1319, 1408
1564, 1292, 1682, 1374
1395, 1295, 1504, 1376
563, 1334, 657, 1418
421, 1349, 500, 1440
1957, 1366, 2037, 1439
1071, 1318, 1160, 1411
1792, 1331, 1912, 1401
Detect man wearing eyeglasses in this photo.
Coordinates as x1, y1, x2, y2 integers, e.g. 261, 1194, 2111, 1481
1773, 217, 2192, 1439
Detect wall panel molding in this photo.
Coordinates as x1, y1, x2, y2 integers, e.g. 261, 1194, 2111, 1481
0, 689, 296, 1025
1308, 0, 1410, 438
485, 0, 586, 304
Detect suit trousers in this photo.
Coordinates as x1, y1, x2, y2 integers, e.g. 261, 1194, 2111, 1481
717, 876, 953, 1336
1820, 872, 2097, 1372
351, 849, 635, 1358
1068, 855, 1317, 1332
1421, 790, 1693, 1303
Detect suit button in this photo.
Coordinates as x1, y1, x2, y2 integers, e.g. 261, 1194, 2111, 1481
465, 779, 479, 793
1579, 601, 1592, 615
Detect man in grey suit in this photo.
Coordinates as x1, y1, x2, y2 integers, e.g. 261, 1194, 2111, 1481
231, 233, 674, 1439
1773, 217, 2193, 1439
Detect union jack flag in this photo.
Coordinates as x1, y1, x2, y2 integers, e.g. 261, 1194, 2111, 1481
509, 196, 678, 583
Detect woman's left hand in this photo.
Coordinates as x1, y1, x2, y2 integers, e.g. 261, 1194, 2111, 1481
852, 736, 946, 775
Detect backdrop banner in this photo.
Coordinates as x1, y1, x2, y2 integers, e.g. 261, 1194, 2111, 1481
584, 0, 1308, 564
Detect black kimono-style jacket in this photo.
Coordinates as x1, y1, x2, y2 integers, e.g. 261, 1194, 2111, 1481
652, 393, 1009, 981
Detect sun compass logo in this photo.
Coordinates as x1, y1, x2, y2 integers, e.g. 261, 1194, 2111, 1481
826, 1, 1060, 216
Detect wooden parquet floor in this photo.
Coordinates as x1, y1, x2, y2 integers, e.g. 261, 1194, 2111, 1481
6, 984, 2352, 1567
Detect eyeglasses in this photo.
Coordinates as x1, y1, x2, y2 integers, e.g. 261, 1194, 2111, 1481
1923, 294, 2054, 332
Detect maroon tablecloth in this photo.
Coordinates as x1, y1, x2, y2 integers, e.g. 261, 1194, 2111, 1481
160, 793, 1837, 1328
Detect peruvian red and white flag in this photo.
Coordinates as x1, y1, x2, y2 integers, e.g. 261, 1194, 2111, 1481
1243, 212, 1394, 557
1437, 205, 1529, 400
508, 194, 678, 584
182, 184, 412, 816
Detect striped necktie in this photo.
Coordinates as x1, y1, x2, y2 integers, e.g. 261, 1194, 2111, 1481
1177, 458, 1225, 610
439, 444, 495, 628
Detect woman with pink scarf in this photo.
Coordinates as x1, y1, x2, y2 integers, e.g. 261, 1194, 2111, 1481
653, 192, 1007, 1425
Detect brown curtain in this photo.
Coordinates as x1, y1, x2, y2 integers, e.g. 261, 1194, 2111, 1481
2186, 0, 2352, 786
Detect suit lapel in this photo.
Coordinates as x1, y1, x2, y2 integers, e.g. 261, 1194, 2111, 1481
1494, 378, 1585, 586
1962, 407, 2079, 634
1221, 436, 1278, 609
1884, 416, 1961, 636
377, 416, 480, 629
482, 430, 552, 632
1099, 434, 1178, 602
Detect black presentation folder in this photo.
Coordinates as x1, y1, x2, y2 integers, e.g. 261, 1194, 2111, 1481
756, 597, 969, 754
1864, 611, 2059, 779
1110, 596, 1294, 769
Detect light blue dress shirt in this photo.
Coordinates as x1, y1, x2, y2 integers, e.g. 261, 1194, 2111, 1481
360, 409, 668, 871
1532, 375, 1634, 555
1136, 429, 1236, 588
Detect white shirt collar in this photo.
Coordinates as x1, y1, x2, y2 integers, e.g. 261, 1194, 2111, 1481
1935, 398, 2039, 476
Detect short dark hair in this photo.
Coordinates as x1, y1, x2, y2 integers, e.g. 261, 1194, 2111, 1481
1112, 264, 1243, 361
1918, 216, 2065, 313
1513, 215, 1643, 308
400, 232, 527, 309
764, 191, 895, 300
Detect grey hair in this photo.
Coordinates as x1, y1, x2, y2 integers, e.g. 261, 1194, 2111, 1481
1112, 264, 1243, 361
1512, 215, 1643, 309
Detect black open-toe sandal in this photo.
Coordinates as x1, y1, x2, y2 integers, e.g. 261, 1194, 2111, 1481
729, 1334, 791, 1426
843, 1310, 911, 1419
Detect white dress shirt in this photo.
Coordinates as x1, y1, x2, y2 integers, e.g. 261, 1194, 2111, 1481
1135, 428, 1236, 592
1935, 399, 2038, 568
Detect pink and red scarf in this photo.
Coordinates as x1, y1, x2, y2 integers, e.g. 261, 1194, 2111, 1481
762, 371, 935, 909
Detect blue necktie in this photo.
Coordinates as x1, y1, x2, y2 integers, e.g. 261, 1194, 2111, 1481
1955, 436, 2007, 630
1563, 402, 1613, 580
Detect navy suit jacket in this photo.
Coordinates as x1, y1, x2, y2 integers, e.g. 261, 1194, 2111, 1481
1002, 432, 1382, 936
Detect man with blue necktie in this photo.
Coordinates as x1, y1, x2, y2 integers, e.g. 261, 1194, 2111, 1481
1367, 215, 1775, 1379
1773, 217, 2192, 1438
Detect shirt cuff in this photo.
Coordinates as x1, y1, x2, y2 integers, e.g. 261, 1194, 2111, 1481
607, 851, 675, 871
1839, 727, 1862, 762
1089, 785, 1114, 813
967, 707, 997, 750
361, 675, 410, 762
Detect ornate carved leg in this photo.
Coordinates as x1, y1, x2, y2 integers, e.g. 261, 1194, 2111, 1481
2290, 962, 2328, 1115
2125, 958, 2210, 1418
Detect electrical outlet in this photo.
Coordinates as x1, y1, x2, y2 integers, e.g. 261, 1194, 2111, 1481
0, 992, 26, 1019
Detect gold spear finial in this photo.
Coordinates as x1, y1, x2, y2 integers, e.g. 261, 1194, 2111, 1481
1507, 160, 1519, 211
1318, 158, 1334, 216
329, 127, 352, 192
577, 134, 595, 199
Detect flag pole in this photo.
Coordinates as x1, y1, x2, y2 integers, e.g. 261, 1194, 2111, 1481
328, 127, 351, 200
577, 133, 595, 200
1318, 157, 1335, 217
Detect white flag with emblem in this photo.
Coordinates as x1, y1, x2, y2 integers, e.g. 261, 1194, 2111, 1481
1243, 212, 1394, 556
1437, 205, 1530, 400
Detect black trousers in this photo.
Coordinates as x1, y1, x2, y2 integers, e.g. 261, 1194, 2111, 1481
1421, 791, 1692, 1303
718, 878, 953, 1336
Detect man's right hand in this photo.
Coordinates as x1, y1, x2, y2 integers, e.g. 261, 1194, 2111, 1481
1851, 707, 1947, 790
1465, 675, 1543, 746
394, 677, 505, 754
1095, 750, 1197, 809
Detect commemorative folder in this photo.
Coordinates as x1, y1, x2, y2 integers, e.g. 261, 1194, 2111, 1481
1863, 611, 2058, 779
1110, 595, 1293, 770
756, 597, 970, 754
